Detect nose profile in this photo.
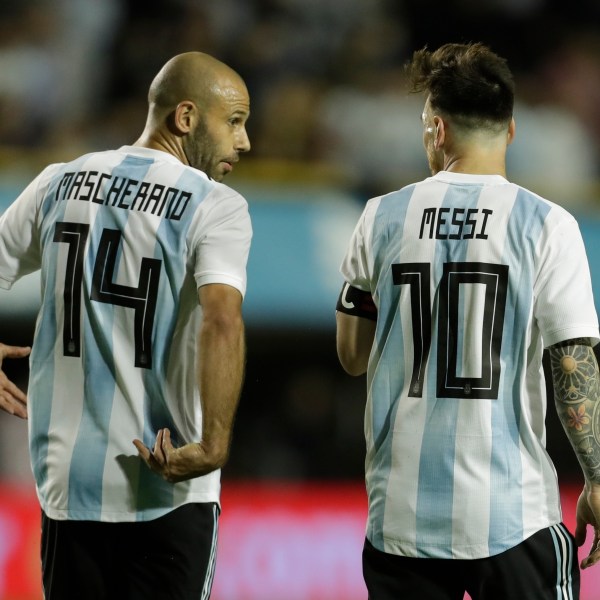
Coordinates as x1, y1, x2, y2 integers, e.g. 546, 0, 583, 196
236, 128, 251, 153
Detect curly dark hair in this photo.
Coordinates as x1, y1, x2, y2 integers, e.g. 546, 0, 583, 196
405, 42, 514, 130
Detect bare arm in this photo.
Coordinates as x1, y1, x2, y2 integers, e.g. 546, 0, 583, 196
196, 282, 246, 465
336, 311, 376, 376
549, 338, 600, 568
134, 283, 245, 482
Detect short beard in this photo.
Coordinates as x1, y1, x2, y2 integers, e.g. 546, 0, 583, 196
182, 117, 212, 176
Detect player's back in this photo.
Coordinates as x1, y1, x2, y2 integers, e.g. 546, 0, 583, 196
3, 145, 250, 521
358, 171, 595, 559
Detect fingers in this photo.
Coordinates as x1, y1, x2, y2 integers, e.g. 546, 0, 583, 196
0, 374, 28, 419
151, 428, 174, 459
0, 344, 31, 419
581, 535, 600, 569
162, 428, 173, 451
578, 522, 600, 569
132, 438, 151, 461
0, 396, 27, 419
152, 429, 164, 460
1, 376, 27, 404
133, 429, 173, 475
0, 344, 31, 363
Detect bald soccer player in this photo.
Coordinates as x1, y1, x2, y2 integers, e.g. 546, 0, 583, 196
0, 52, 252, 599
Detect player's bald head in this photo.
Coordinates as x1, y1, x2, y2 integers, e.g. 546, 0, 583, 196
136, 51, 251, 178
148, 52, 246, 114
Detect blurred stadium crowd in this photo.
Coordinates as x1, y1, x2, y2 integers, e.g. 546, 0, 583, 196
1, 0, 600, 485
2, 0, 600, 203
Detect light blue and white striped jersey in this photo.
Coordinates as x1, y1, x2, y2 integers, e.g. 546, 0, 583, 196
0, 146, 252, 522
340, 171, 599, 559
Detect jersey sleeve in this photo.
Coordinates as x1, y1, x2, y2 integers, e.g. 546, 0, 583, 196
0, 168, 52, 289
534, 215, 600, 347
190, 188, 252, 297
339, 197, 380, 292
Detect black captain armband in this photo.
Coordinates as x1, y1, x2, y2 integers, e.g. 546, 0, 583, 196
336, 283, 377, 321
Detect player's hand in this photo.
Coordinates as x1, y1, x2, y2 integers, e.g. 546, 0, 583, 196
0, 343, 31, 419
575, 484, 600, 569
133, 428, 226, 483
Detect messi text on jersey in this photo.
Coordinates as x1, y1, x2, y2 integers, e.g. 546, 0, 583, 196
419, 207, 493, 240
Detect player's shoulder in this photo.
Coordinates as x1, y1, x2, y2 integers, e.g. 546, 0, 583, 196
364, 180, 420, 217
199, 179, 249, 213
512, 181, 578, 225
41, 148, 125, 178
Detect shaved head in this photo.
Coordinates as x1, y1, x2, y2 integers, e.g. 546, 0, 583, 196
135, 51, 250, 179
148, 52, 246, 114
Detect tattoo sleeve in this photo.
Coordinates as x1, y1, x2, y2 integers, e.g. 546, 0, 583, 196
549, 338, 600, 484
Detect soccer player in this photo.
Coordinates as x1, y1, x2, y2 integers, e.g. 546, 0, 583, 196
0, 51, 251, 599
336, 42, 600, 600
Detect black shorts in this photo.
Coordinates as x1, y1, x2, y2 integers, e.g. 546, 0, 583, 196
363, 523, 580, 600
41, 502, 219, 600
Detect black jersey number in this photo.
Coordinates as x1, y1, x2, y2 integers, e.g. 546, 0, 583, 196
53, 222, 161, 369
392, 261, 508, 399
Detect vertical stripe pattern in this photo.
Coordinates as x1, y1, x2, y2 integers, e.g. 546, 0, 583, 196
340, 171, 599, 559
0, 146, 251, 523
549, 523, 575, 600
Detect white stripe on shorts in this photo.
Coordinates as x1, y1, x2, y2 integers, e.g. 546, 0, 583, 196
200, 504, 219, 600
549, 523, 575, 600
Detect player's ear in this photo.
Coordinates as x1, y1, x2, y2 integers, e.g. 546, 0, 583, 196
433, 116, 445, 150
507, 117, 516, 146
173, 100, 198, 135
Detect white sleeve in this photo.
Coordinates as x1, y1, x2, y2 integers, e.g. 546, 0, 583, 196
0, 168, 53, 289
534, 215, 600, 347
190, 188, 252, 297
339, 197, 380, 292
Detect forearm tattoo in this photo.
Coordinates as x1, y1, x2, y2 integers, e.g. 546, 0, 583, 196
549, 339, 600, 484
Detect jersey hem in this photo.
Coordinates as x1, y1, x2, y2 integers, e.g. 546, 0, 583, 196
371, 520, 562, 560
40, 494, 221, 523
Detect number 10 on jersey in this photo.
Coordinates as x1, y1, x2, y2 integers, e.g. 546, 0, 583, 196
392, 261, 508, 400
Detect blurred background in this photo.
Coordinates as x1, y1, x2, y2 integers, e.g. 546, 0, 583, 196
1, 0, 600, 598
